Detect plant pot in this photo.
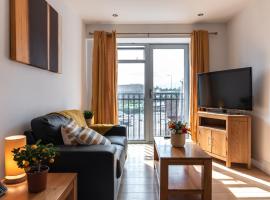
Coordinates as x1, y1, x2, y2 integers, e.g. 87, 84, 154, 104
86, 118, 93, 127
27, 165, 49, 193
171, 132, 186, 147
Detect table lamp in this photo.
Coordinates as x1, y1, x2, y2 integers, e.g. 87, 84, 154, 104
4, 135, 26, 184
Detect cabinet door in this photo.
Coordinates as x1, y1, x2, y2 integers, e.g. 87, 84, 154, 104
212, 131, 227, 157
197, 128, 211, 152
229, 119, 249, 163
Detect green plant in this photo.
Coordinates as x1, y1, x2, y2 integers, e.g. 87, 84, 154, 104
84, 110, 93, 119
12, 140, 57, 173
168, 120, 189, 134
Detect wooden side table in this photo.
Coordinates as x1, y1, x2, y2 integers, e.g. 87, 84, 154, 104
1, 173, 77, 200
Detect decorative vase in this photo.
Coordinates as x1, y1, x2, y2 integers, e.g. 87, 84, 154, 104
86, 118, 93, 127
27, 165, 49, 193
171, 132, 186, 147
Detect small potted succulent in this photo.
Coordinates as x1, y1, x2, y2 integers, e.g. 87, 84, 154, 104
12, 140, 56, 193
84, 110, 94, 126
168, 120, 189, 147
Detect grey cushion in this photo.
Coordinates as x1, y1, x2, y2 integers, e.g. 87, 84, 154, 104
106, 136, 127, 147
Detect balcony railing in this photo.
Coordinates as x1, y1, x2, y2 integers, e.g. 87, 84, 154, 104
118, 92, 184, 141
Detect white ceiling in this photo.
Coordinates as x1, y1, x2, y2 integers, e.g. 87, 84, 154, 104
64, 0, 249, 24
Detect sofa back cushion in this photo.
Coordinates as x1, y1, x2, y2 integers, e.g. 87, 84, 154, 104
31, 114, 69, 145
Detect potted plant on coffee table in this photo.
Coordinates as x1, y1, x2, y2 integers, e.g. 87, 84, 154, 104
12, 140, 56, 193
168, 120, 189, 147
84, 110, 94, 126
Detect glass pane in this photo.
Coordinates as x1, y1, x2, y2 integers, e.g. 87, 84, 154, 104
118, 49, 144, 60
153, 49, 184, 90
153, 49, 185, 137
118, 63, 145, 140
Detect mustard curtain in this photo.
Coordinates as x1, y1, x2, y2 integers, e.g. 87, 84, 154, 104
190, 30, 209, 142
92, 31, 118, 124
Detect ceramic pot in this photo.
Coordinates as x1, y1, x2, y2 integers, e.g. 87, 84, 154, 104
171, 132, 186, 147
27, 165, 49, 193
86, 118, 92, 127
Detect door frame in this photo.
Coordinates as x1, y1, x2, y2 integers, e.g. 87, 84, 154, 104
117, 43, 189, 143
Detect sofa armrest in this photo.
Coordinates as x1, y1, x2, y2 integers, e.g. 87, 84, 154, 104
51, 145, 117, 200
105, 125, 127, 137
24, 130, 36, 144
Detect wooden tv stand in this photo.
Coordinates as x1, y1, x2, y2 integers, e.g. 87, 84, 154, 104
197, 111, 251, 168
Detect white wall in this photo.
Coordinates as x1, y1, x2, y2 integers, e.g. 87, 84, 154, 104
227, 0, 270, 174
0, 0, 83, 177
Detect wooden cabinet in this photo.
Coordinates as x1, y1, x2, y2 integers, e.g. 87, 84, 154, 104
197, 111, 251, 168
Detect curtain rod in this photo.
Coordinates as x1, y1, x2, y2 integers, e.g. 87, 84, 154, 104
88, 32, 218, 36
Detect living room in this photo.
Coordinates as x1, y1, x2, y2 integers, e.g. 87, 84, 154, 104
0, 0, 270, 200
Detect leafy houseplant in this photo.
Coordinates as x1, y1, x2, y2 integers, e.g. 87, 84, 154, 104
12, 140, 56, 193
84, 110, 94, 126
168, 121, 188, 147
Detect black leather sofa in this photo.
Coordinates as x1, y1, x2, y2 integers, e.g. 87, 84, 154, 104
24, 113, 127, 200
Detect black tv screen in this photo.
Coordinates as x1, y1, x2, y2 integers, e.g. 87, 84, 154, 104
198, 67, 252, 111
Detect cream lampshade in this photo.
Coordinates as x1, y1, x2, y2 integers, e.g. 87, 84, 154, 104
4, 135, 26, 184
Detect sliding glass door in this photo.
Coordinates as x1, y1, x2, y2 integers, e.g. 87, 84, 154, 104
117, 44, 189, 142
151, 45, 189, 139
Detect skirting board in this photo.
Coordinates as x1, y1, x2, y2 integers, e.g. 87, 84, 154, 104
252, 158, 270, 175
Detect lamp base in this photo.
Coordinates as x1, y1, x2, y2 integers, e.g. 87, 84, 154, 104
4, 173, 26, 184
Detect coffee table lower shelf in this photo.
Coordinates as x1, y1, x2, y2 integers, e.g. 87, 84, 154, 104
154, 161, 205, 199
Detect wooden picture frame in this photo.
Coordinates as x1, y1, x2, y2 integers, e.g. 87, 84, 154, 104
10, 0, 61, 73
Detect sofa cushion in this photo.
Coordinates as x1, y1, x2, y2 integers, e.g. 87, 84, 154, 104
112, 144, 126, 178
106, 136, 127, 147
76, 127, 111, 146
61, 119, 111, 146
61, 119, 80, 145
31, 114, 69, 145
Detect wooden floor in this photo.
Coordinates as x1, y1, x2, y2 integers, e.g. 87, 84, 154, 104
118, 144, 270, 200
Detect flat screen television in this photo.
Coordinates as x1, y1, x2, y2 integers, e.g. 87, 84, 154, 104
198, 67, 252, 111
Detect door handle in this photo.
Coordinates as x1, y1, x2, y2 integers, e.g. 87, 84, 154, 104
149, 89, 153, 99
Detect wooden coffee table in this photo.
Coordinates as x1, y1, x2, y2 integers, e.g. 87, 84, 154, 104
154, 137, 212, 200
2, 173, 77, 200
